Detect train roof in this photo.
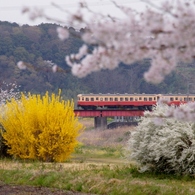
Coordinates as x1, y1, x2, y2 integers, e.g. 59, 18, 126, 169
162, 94, 195, 96
77, 93, 195, 96
78, 93, 156, 96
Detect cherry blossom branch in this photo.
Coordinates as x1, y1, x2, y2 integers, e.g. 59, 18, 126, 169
21, 0, 195, 85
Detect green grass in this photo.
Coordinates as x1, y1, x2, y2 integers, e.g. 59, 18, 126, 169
74, 144, 124, 158
1, 144, 195, 195
1, 126, 195, 194
1, 159, 195, 195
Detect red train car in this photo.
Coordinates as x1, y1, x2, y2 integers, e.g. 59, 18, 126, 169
77, 93, 195, 110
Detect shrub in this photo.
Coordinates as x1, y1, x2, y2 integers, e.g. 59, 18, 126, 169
0, 82, 21, 157
126, 103, 195, 175
0, 125, 9, 157
0, 82, 20, 105
0, 90, 84, 162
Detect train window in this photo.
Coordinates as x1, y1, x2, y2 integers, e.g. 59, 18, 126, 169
86, 98, 89, 101
125, 97, 128, 101
139, 97, 142, 100
144, 97, 147, 101
170, 97, 174, 101
149, 97, 152, 101
96, 97, 99, 100
135, 98, 138, 101
115, 98, 118, 101
154, 97, 156, 100
82, 97, 84, 101
189, 98, 192, 101
100, 98, 103, 101
175, 97, 178, 100
180, 98, 183, 101
130, 97, 134, 101
184, 98, 187, 101
120, 97, 123, 101
91, 98, 94, 101
105, 98, 108, 101
110, 98, 113, 101
194, 98, 195, 101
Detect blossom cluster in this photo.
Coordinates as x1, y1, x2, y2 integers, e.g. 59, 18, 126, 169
0, 82, 21, 106
22, 1, 195, 83
145, 100, 195, 123
64, 1, 195, 83
17, 61, 59, 73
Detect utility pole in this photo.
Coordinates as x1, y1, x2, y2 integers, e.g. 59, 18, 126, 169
187, 79, 189, 102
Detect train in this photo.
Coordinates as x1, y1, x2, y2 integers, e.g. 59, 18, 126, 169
77, 93, 195, 110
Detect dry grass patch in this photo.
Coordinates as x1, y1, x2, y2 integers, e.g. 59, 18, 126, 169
79, 118, 94, 130
78, 125, 135, 148
0, 159, 123, 172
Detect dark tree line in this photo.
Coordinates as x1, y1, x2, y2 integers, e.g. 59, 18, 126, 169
0, 21, 193, 101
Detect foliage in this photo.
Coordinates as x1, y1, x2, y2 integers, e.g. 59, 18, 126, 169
0, 21, 87, 99
0, 82, 20, 157
126, 103, 195, 175
0, 21, 193, 97
1, 121, 195, 194
0, 90, 84, 162
0, 126, 8, 158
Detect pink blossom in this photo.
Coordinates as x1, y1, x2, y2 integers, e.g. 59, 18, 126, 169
56, 27, 69, 41
23, 1, 195, 82
52, 65, 58, 73
17, 61, 26, 70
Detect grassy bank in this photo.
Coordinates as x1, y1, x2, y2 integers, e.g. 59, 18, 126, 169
1, 158, 195, 195
1, 119, 195, 194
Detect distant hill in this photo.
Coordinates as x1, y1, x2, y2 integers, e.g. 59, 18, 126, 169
0, 21, 194, 100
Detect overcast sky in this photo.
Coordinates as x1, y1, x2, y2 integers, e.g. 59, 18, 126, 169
0, 0, 162, 26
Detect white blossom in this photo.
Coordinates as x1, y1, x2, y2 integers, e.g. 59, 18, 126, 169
56, 27, 69, 41
52, 65, 58, 73
75, 44, 88, 60
0, 82, 21, 106
62, 0, 195, 84
153, 117, 164, 125
17, 61, 26, 70
126, 103, 195, 174
22, 1, 195, 83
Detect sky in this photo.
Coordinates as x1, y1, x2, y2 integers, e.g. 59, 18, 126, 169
0, 0, 162, 26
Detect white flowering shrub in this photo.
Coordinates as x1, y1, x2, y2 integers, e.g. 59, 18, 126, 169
0, 82, 21, 157
0, 82, 21, 105
126, 103, 195, 175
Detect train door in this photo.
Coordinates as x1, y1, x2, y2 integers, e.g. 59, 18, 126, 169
156, 94, 162, 101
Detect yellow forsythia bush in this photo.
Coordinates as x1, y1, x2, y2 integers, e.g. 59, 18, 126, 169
0, 91, 84, 162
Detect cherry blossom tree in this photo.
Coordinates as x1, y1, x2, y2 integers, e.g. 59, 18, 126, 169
64, 0, 195, 84
21, 0, 195, 83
